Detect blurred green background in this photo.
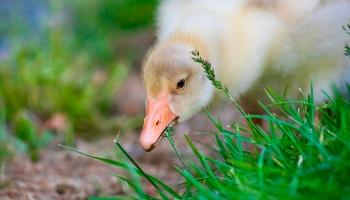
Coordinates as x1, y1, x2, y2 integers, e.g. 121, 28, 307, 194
0, 0, 159, 162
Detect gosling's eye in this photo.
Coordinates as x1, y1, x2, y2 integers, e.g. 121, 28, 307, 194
176, 79, 186, 89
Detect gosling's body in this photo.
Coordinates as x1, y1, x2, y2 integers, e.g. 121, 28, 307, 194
139, 0, 350, 151
157, 0, 350, 103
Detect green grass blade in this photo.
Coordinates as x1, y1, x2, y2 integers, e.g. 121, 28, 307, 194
164, 127, 187, 169
113, 140, 168, 199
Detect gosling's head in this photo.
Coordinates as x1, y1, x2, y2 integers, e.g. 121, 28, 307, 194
140, 42, 214, 151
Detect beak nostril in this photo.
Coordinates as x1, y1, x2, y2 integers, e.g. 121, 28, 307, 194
155, 120, 160, 126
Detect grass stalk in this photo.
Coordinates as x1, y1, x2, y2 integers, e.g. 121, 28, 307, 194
113, 137, 167, 199
164, 127, 187, 169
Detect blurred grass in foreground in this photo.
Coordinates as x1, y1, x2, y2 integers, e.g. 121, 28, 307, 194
66, 48, 350, 199
0, 0, 158, 161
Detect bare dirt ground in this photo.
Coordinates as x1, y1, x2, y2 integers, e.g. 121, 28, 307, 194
0, 74, 238, 200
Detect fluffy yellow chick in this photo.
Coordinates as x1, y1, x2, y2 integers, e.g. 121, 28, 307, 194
140, 0, 350, 151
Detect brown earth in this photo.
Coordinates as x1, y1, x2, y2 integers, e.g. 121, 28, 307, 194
0, 75, 238, 200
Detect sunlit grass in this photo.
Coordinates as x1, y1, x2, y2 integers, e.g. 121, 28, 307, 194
64, 49, 350, 199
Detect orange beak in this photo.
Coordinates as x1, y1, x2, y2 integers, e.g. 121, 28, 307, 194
140, 96, 177, 151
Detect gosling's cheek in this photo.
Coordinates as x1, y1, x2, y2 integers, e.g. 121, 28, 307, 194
169, 103, 186, 121
168, 101, 181, 117
179, 104, 203, 122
